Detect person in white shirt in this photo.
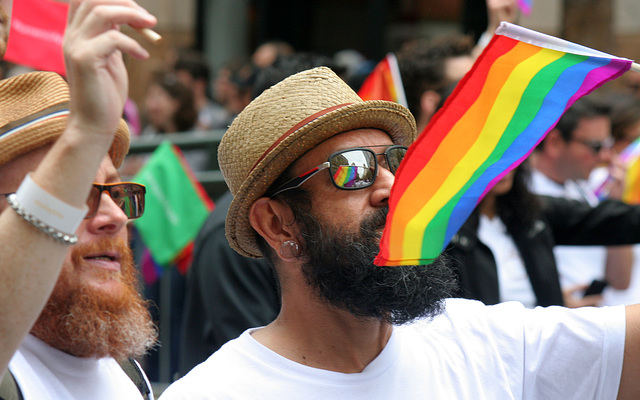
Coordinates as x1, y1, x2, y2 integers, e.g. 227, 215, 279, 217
0, 1, 158, 398
530, 96, 633, 307
589, 92, 640, 306
160, 67, 640, 400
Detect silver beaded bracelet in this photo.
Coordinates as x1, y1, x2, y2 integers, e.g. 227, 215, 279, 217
7, 194, 78, 245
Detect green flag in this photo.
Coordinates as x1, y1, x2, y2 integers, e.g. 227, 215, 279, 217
133, 141, 213, 267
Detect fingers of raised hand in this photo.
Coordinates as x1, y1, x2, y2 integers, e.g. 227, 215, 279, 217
65, 0, 156, 60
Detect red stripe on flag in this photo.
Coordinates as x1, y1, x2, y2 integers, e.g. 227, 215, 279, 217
391, 35, 520, 197
358, 56, 395, 102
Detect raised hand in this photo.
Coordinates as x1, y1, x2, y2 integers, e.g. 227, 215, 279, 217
63, 0, 156, 140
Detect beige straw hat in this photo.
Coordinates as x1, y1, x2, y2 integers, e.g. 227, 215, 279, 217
0, 71, 130, 168
219, 66, 417, 258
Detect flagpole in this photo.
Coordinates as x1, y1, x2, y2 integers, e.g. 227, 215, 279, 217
496, 22, 640, 74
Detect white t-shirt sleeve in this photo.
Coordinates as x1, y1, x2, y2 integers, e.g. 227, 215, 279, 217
521, 305, 624, 399
443, 299, 626, 399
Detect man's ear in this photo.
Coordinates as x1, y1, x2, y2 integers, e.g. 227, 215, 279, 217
543, 129, 565, 158
249, 197, 297, 259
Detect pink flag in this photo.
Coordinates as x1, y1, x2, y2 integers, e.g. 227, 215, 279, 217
517, 0, 533, 15
4, 0, 68, 75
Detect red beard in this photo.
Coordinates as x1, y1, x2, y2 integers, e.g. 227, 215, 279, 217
30, 236, 157, 361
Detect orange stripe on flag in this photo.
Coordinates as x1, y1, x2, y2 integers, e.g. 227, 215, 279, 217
387, 42, 542, 254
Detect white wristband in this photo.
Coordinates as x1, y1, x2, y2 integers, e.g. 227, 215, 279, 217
15, 174, 88, 234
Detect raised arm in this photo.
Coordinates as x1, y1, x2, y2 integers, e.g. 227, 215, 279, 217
599, 155, 633, 291
0, 0, 155, 377
605, 247, 633, 290
618, 304, 640, 399
472, 0, 519, 57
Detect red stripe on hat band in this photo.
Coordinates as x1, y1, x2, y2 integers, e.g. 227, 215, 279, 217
249, 103, 353, 173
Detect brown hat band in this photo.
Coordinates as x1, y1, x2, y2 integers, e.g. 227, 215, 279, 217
249, 103, 353, 173
0, 102, 70, 139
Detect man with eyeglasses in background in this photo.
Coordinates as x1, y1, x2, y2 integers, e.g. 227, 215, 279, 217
0, 1, 158, 399
161, 66, 640, 400
530, 96, 634, 308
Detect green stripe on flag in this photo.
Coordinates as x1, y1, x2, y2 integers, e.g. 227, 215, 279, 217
133, 141, 212, 266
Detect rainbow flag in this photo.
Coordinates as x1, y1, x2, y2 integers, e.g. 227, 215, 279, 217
358, 53, 408, 108
594, 136, 640, 200
618, 137, 640, 204
624, 158, 640, 204
334, 165, 359, 188
517, 0, 533, 15
375, 22, 632, 266
620, 138, 640, 162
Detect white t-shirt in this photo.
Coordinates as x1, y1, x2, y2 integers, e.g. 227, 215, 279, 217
478, 215, 537, 308
8, 334, 151, 400
159, 299, 625, 400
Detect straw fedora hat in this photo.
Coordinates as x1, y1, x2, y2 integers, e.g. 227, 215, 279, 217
219, 66, 417, 258
0, 71, 130, 169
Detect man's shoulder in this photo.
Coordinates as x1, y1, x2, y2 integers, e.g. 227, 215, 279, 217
419, 298, 524, 325
404, 299, 586, 339
421, 298, 624, 336
161, 331, 257, 398
395, 299, 523, 345
8, 349, 150, 400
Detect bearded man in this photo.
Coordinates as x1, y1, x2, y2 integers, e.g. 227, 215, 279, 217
0, 1, 158, 399
161, 67, 640, 399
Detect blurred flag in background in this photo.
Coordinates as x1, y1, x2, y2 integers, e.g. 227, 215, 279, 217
4, 0, 68, 75
134, 141, 214, 276
358, 53, 408, 108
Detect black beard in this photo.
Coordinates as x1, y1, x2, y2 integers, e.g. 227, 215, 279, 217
297, 206, 458, 325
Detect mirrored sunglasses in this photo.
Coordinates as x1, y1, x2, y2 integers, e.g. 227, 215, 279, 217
85, 182, 146, 220
268, 145, 408, 197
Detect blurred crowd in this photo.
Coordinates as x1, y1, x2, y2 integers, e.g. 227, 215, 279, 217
4, 0, 640, 390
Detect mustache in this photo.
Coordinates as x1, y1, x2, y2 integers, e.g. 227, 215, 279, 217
297, 203, 456, 325
361, 206, 389, 235
71, 236, 128, 257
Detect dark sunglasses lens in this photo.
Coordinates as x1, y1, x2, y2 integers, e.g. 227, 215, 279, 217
330, 150, 376, 188
387, 146, 407, 173
86, 184, 145, 219
591, 144, 602, 153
